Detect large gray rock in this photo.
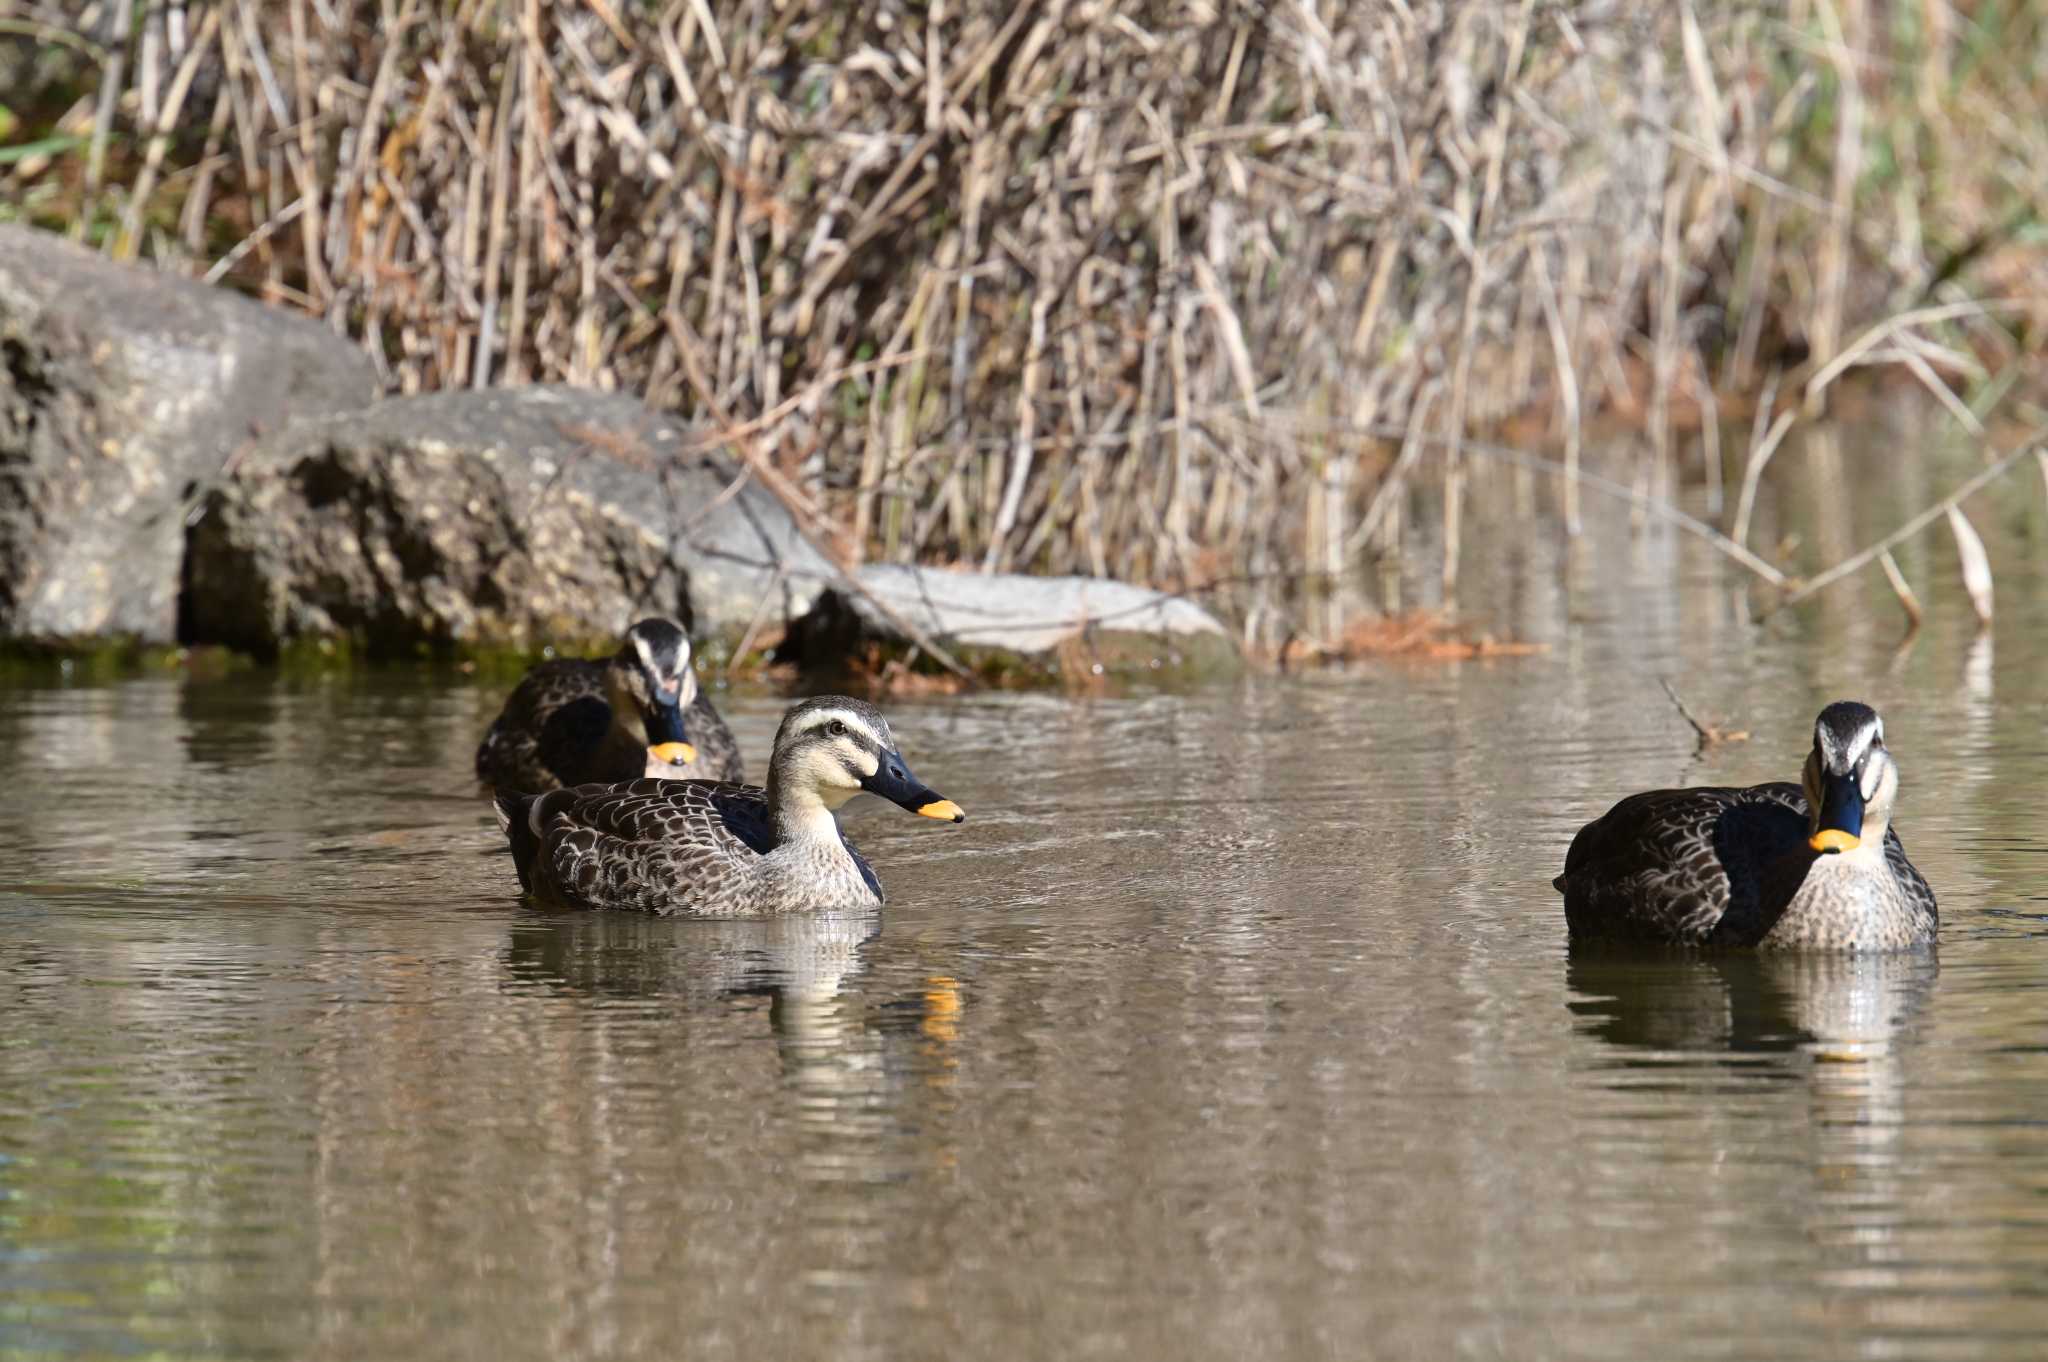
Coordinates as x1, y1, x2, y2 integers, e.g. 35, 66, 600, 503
182, 386, 836, 656
0, 224, 378, 642
783, 563, 1241, 682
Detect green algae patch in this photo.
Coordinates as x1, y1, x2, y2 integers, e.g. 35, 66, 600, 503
0, 638, 257, 682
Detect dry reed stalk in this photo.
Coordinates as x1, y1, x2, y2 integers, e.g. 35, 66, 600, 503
83, 0, 133, 203
1804, 301, 2029, 408
137, 4, 161, 129
1731, 367, 1794, 550
1727, 62, 1815, 391
1878, 550, 1922, 633
1530, 247, 1584, 536
1732, 411, 1796, 530
1650, 168, 1688, 480
1350, 383, 1441, 557
983, 255, 1054, 573
1805, 0, 1864, 412
1691, 342, 1723, 516
114, 7, 222, 261
178, 82, 234, 254
1439, 2, 1533, 604
854, 272, 938, 553
1945, 506, 1995, 627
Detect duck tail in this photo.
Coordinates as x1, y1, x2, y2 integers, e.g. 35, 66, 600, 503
494, 790, 540, 891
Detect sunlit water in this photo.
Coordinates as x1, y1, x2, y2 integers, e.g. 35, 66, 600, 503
3, 424, 2045, 1360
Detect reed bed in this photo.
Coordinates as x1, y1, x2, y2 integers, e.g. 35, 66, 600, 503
3, 1, 2045, 641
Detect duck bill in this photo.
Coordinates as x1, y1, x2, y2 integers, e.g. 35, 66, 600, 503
1809, 773, 1864, 854
639, 700, 696, 767
861, 751, 966, 823
642, 696, 691, 747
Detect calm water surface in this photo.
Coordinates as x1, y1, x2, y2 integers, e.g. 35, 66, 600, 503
3, 434, 2046, 1360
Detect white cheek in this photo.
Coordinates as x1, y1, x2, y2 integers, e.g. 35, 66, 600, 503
807, 749, 862, 788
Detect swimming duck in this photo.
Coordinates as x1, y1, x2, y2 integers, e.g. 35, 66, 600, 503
1555, 701, 1936, 949
494, 695, 965, 916
475, 618, 742, 794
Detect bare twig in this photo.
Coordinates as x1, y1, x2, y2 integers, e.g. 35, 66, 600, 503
1660, 677, 1750, 752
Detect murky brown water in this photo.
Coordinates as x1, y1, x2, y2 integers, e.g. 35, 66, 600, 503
3, 419, 2046, 1359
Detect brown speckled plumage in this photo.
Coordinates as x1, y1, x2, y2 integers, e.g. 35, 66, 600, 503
494, 696, 963, 917
1556, 702, 1937, 950
475, 619, 741, 793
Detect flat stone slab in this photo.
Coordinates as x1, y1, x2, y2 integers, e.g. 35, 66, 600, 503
182, 386, 836, 657
0, 225, 378, 642
784, 564, 1240, 682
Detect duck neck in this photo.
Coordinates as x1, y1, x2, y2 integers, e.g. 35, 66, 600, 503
765, 771, 855, 853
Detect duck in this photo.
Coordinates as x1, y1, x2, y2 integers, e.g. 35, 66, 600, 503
475, 618, 742, 794
493, 695, 965, 916
1555, 701, 1937, 949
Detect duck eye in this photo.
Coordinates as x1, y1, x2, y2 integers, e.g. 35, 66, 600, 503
827, 720, 847, 737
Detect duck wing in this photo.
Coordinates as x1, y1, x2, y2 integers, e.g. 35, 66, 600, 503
1878, 825, 1939, 930
477, 659, 617, 791
1557, 783, 1810, 944
520, 778, 776, 914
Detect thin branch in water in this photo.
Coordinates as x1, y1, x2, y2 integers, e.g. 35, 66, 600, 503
1660, 677, 1749, 752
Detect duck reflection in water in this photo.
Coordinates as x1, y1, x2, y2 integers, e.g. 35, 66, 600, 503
500, 908, 963, 1094
503, 906, 882, 1006
1567, 948, 1938, 1059
1569, 947, 1939, 1302
495, 908, 968, 1317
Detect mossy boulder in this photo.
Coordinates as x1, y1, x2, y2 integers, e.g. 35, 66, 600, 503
0, 224, 378, 643
181, 386, 834, 658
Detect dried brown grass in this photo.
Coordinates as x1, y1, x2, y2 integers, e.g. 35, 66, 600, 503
4, 0, 2046, 646
1273, 609, 1547, 668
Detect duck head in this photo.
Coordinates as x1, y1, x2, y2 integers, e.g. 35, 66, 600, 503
768, 696, 965, 824
607, 618, 700, 769
1800, 701, 1899, 857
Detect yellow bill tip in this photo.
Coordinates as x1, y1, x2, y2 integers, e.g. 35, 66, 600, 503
1809, 829, 1860, 854
649, 741, 697, 767
917, 799, 966, 823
